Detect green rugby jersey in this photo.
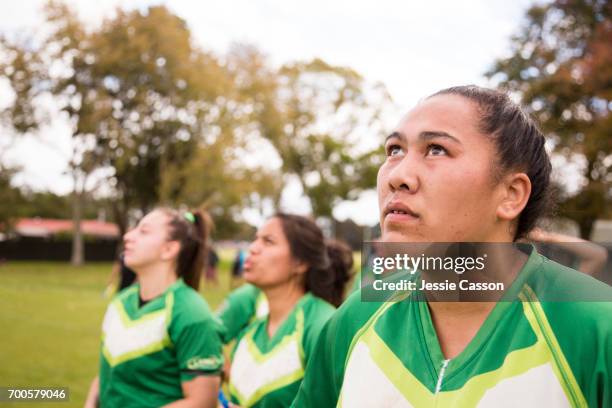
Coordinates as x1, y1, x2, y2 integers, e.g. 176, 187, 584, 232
292, 247, 612, 407
217, 283, 269, 344
99, 279, 224, 408
229, 293, 336, 407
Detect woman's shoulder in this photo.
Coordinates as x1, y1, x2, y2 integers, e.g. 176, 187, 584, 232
303, 293, 336, 314
171, 282, 217, 323
530, 253, 612, 302
220, 283, 261, 309
308, 290, 388, 338
110, 283, 139, 304
525, 253, 612, 341
231, 283, 261, 300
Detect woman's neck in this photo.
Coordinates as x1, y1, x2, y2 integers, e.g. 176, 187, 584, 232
427, 245, 529, 359
263, 284, 305, 337
136, 263, 177, 300
427, 301, 495, 359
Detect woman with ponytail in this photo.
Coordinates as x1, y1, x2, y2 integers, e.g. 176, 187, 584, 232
85, 208, 223, 408
226, 213, 353, 408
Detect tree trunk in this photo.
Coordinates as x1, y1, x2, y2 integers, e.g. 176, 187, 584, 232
112, 197, 128, 260
71, 186, 84, 266
578, 218, 594, 241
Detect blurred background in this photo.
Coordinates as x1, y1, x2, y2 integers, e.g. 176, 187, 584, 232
0, 0, 610, 405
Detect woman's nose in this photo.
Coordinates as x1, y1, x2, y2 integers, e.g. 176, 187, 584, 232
123, 228, 134, 242
248, 240, 260, 255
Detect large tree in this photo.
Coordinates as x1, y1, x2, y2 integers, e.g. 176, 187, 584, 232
0, 2, 277, 255
1, 1, 119, 263
0, 166, 23, 232
227, 45, 393, 219
488, 0, 611, 238
81, 5, 231, 234
88, 7, 281, 238
2, 1, 394, 251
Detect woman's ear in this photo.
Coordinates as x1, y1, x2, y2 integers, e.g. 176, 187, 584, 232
292, 260, 309, 276
496, 172, 531, 221
161, 240, 181, 262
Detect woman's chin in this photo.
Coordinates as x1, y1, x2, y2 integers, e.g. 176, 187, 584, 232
382, 229, 428, 243
243, 271, 256, 284
123, 255, 134, 268
123, 255, 143, 271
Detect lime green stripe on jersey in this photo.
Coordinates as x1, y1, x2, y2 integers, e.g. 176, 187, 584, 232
99, 278, 224, 408
337, 292, 570, 406
113, 287, 174, 328
243, 309, 305, 364
292, 245, 612, 407
102, 292, 174, 367
216, 284, 269, 344
343, 289, 411, 373
230, 293, 335, 408
520, 285, 587, 407
230, 308, 306, 407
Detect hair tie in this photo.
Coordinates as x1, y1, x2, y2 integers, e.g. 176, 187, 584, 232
184, 212, 196, 224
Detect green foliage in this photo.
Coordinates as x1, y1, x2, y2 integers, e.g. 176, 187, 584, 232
1, 1, 394, 239
0, 167, 23, 229
488, 0, 611, 237
227, 46, 393, 218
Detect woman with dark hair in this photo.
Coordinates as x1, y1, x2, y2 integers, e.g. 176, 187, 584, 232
226, 213, 353, 407
85, 208, 224, 408
292, 86, 612, 407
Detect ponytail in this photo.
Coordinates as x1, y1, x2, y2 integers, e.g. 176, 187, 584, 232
161, 207, 213, 291
274, 213, 354, 307
323, 240, 353, 307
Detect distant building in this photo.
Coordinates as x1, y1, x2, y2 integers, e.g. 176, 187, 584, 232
12, 218, 119, 240
0, 218, 120, 261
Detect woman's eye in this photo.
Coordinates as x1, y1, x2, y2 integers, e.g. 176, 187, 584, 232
386, 144, 404, 157
427, 144, 447, 156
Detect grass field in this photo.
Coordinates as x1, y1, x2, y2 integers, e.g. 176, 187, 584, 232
0, 250, 360, 407
0, 255, 236, 408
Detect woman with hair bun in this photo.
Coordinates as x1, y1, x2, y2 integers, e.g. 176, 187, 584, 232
227, 213, 353, 408
85, 207, 223, 408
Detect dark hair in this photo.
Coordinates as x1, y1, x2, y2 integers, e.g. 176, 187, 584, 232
429, 85, 554, 240
158, 207, 212, 291
274, 213, 353, 307
117, 254, 137, 291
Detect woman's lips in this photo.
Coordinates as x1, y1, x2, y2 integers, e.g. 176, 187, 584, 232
385, 211, 420, 223
383, 200, 420, 224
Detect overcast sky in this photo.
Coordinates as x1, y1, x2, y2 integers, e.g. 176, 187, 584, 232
1, 0, 537, 225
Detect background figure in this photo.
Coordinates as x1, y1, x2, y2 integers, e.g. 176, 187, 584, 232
527, 228, 608, 276
204, 246, 220, 286
85, 208, 222, 408
230, 247, 247, 288
226, 213, 353, 407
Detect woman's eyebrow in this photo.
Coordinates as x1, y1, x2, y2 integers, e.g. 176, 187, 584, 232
418, 130, 462, 145
384, 131, 404, 143
384, 130, 461, 145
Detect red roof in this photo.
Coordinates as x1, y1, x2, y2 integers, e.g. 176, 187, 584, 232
15, 218, 119, 238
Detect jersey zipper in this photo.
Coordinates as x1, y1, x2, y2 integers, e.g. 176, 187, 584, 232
435, 359, 450, 394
